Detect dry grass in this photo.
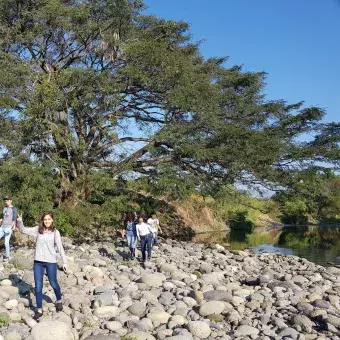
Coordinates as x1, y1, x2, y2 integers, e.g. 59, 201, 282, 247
172, 196, 228, 243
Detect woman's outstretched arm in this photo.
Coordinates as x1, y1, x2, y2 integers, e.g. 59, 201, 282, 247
16, 215, 39, 237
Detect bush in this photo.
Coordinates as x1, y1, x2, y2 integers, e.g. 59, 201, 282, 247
0, 314, 9, 328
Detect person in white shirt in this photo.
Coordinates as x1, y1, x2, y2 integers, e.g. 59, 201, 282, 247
136, 216, 153, 262
147, 212, 162, 245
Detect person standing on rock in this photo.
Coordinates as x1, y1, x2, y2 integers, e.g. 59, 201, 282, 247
125, 213, 137, 260
0, 196, 18, 261
16, 212, 67, 320
147, 212, 162, 246
136, 216, 154, 262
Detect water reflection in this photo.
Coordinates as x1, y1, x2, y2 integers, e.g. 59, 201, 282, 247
203, 224, 340, 267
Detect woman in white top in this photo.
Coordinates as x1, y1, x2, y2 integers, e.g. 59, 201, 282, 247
147, 212, 162, 245
136, 216, 154, 262
17, 212, 67, 320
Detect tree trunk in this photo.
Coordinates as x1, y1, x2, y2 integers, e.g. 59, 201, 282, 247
58, 165, 89, 207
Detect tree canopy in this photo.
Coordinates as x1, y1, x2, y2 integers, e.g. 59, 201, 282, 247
0, 0, 339, 206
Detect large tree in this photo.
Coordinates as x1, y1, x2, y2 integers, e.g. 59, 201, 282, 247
0, 0, 339, 204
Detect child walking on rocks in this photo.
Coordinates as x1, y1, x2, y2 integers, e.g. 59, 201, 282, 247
16, 212, 67, 320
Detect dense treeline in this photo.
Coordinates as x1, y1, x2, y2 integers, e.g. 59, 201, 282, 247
0, 0, 339, 237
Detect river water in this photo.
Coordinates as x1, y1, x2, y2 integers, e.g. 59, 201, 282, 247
200, 225, 340, 267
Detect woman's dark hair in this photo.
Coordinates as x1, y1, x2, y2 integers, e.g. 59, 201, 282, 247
126, 213, 135, 223
38, 211, 56, 234
138, 214, 146, 222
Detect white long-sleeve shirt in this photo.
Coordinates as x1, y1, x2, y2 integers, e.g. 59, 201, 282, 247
136, 222, 152, 237
17, 221, 67, 266
147, 218, 161, 234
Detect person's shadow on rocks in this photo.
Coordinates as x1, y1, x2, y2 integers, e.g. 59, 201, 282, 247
115, 248, 131, 261
98, 246, 127, 261
9, 273, 32, 297
8, 273, 34, 309
9, 273, 53, 310
98, 247, 110, 257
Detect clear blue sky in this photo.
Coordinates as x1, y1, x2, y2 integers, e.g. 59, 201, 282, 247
144, 0, 340, 123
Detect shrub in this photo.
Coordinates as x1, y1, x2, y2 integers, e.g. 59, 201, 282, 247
0, 314, 9, 328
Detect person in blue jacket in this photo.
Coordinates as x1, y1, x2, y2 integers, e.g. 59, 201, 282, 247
125, 213, 137, 260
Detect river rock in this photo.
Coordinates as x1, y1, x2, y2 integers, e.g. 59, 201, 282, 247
199, 263, 213, 274
313, 299, 330, 309
147, 311, 171, 324
93, 292, 118, 308
0, 286, 19, 295
93, 306, 120, 318
0, 279, 12, 286
128, 301, 147, 317
31, 320, 73, 340
234, 325, 260, 337
126, 331, 156, 340
203, 290, 232, 302
4, 300, 18, 310
327, 267, 340, 275
325, 315, 340, 327
291, 315, 314, 333
159, 263, 177, 274
188, 321, 211, 338
278, 327, 299, 339
82, 265, 104, 278
199, 301, 225, 316
141, 274, 166, 287
105, 321, 122, 331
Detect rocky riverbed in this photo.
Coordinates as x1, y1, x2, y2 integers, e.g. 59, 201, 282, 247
0, 238, 340, 340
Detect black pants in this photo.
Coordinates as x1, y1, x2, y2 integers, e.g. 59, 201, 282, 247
140, 234, 153, 261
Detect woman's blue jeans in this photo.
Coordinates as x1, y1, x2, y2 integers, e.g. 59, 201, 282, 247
126, 233, 137, 248
33, 261, 62, 308
140, 234, 153, 261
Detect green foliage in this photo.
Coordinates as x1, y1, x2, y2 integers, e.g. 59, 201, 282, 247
0, 0, 338, 233
144, 165, 196, 201
0, 314, 9, 328
274, 171, 340, 224
209, 185, 280, 229
281, 197, 309, 224
0, 160, 57, 225
0, 0, 338, 206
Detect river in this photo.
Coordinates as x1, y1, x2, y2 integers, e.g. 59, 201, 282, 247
197, 225, 340, 267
